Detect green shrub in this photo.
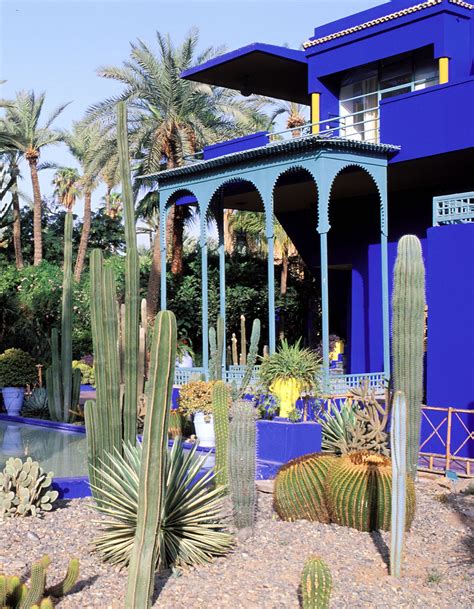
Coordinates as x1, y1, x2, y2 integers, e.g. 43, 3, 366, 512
0, 348, 37, 387
259, 339, 321, 392
72, 360, 95, 386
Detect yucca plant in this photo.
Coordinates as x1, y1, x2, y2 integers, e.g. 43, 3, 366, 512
92, 439, 232, 568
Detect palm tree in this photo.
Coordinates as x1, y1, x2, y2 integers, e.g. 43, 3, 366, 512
88, 29, 267, 315
1, 91, 69, 264
65, 121, 101, 280
52, 167, 81, 211
268, 101, 309, 137
0, 153, 23, 268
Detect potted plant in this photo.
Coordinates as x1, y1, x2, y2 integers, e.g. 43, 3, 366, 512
178, 380, 216, 447
0, 348, 37, 416
259, 339, 321, 419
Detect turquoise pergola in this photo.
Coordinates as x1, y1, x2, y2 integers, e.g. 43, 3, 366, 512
149, 137, 397, 390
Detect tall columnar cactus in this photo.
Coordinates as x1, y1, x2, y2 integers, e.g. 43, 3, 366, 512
228, 400, 257, 529
212, 381, 230, 488
390, 391, 408, 578
273, 453, 336, 523
232, 318, 261, 400
125, 311, 177, 609
46, 210, 79, 422
85, 252, 123, 503
209, 316, 224, 381
118, 102, 140, 446
392, 235, 426, 478
85, 103, 146, 503
240, 315, 247, 365
325, 451, 415, 532
300, 556, 332, 609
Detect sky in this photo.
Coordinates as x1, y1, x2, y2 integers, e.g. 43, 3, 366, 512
0, 0, 385, 220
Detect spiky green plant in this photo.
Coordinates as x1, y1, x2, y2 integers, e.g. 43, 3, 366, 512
273, 453, 336, 523
212, 381, 230, 488
92, 439, 232, 568
0, 556, 79, 608
0, 457, 58, 519
259, 338, 321, 393
392, 235, 426, 478
390, 390, 408, 578
228, 399, 257, 530
21, 388, 49, 418
318, 400, 357, 454
325, 451, 416, 532
300, 556, 332, 609
231, 318, 261, 401
124, 310, 177, 608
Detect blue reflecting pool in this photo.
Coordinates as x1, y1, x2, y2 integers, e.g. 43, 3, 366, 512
0, 419, 88, 478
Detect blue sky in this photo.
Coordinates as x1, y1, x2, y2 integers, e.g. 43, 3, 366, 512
1, 0, 384, 215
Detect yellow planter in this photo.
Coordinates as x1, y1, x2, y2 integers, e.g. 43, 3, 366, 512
269, 377, 304, 418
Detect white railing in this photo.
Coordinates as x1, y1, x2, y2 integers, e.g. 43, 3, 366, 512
174, 366, 205, 386
325, 372, 386, 397
433, 192, 474, 226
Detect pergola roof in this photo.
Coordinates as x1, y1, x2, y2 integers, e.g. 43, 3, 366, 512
141, 136, 399, 184
181, 43, 309, 105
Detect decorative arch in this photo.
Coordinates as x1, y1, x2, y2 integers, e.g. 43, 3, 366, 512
200, 175, 265, 220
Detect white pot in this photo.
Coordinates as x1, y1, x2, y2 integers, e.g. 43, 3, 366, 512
193, 412, 215, 448
2, 387, 25, 416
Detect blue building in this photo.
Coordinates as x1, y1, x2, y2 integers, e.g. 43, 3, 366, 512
147, 0, 474, 452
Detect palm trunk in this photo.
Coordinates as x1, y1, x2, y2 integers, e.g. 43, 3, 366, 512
170, 204, 185, 275
105, 186, 111, 216
29, 158, 42, 265
74, 188, 92, 281
224, 209, 234, 254
146, 227, 161, 320
11, 178, 24, 269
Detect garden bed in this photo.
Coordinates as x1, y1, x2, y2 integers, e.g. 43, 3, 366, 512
0, 477, 471, 608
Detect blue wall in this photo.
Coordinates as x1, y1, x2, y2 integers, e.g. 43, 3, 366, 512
380, 79, 474, 162
427, 224, 474, 411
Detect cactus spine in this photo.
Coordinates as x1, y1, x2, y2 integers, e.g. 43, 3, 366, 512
325, 451, 416, 532
212, 381, 230, 488
273, 453, 336, 523
125, 311, 177, 609
46, 210, 78, 422
301, 556, 332, 609
390, 391, 408, 577
392, 235, 426, 478
228, 400, 256, 529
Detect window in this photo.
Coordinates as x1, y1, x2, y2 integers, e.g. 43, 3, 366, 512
338, 47, 439, 142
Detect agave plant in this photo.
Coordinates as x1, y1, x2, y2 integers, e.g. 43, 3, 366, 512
92, 440, 232, 568
317, 399, 357, 454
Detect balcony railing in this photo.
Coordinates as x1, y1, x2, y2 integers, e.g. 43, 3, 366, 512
433, 192, 474, 226
173, 366, 386, 397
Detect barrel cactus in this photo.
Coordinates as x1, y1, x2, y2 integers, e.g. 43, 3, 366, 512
300, 556, 332, 609
273, 453, 336, 523
168, 410, 183, 439
325, 451, 415, 532
0, 457, 58, 519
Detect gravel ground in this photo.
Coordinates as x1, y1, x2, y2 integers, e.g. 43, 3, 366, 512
0, 476, 472, 609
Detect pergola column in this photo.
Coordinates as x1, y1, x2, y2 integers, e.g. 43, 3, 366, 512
159, 200, 167, 310
376, 170, 390, 385
263, 196, 276, 354
199, 214, 209, 377
216, 194, 227, 370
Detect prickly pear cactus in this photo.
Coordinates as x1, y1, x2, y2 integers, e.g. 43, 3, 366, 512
0, 457, 58, 519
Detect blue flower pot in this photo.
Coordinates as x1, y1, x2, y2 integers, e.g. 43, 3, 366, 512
2, 387, 25, 416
